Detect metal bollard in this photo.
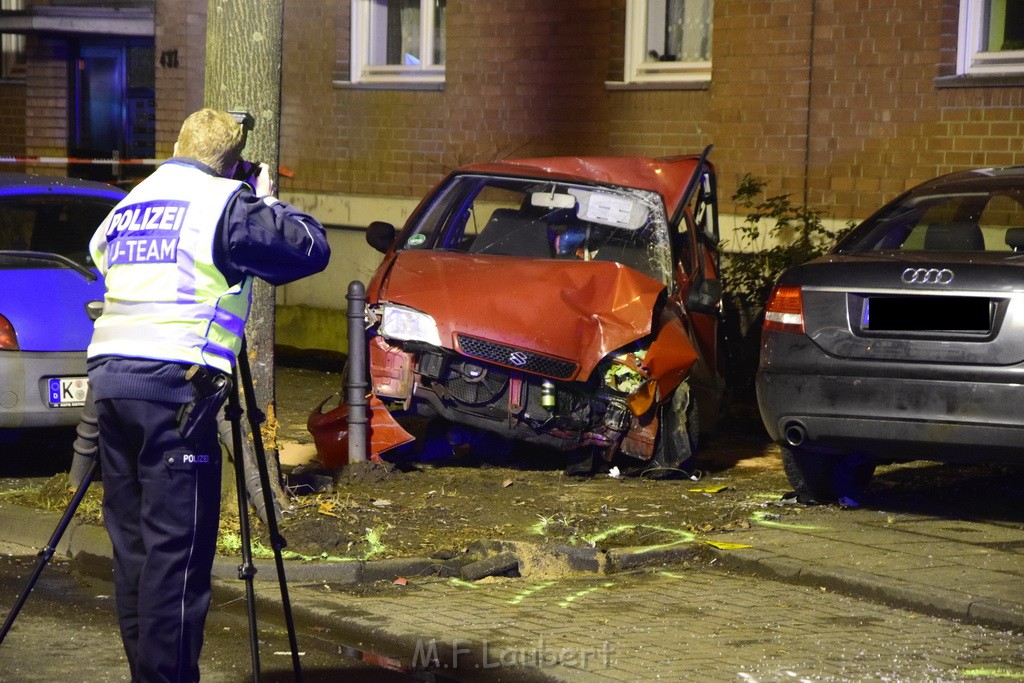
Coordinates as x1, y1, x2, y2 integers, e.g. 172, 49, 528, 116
346, 280, 368, 463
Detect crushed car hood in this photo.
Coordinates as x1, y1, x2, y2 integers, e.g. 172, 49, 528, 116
375, 250, 666, 380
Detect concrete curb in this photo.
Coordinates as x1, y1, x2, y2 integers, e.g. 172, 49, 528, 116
0, 502, 700, 585
705, 546, 1024, 632
4, 501, 1022, 633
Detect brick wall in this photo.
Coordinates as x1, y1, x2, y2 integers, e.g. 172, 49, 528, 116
155, 0, 206, 158
272, 0, 1022, 225
0, 81, 26, 158
4, 1, 1020, 224
23, 35, 68, 177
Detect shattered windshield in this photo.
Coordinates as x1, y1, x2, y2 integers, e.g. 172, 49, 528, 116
398, 174, 673, 283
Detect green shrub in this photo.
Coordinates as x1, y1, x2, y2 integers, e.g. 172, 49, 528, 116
719, 174, 853, 396
722, 173, 848, 314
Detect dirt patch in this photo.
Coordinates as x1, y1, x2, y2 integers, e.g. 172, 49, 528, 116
222, 365, 796, 568
257, 432, 792, 568
0, 364, 797, 578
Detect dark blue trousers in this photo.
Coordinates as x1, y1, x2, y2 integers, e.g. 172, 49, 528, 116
95, 397, 222, 683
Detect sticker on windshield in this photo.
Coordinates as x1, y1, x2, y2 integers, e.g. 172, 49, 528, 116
580, 194, 637, 229
407, 234, 426, 247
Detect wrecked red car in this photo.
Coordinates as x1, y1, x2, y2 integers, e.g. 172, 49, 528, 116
349, 149, 728, 475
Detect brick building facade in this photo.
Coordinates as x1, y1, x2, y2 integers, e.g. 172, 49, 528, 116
1, 0, 1022, 329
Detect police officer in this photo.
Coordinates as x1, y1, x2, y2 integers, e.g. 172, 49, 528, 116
86, 108, 330, 682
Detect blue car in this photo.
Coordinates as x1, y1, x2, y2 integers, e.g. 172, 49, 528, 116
0, 172, 125, 431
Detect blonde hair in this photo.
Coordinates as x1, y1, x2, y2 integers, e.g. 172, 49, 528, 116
174, 108, 245, 175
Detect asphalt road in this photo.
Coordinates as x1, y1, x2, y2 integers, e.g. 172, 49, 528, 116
0, 541, 418, 682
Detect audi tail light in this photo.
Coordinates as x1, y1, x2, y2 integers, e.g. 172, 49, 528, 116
0, 314, 18, 350
763, 285, 804, 334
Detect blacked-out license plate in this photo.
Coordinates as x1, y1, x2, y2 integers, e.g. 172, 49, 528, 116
864, 296, 991, 332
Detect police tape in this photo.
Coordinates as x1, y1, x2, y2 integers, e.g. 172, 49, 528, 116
0, 156, 295, 177
0, 155, 161, 165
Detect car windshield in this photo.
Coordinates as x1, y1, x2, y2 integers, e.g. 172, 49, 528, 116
0, 194, 113, 267
836, 181, 1024, 254
397, 173, 673, 282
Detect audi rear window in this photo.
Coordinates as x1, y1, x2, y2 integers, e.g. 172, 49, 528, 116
837, 186, 1024, 254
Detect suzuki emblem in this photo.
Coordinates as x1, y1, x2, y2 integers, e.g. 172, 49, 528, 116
508, 351, 529, 366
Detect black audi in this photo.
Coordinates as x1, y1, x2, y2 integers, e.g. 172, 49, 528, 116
756, 166, 1024, 503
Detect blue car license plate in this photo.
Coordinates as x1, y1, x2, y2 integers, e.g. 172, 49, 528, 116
48, 377, 88, 408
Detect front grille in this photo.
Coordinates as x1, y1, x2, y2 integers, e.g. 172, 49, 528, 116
456, 334, 578, 380
441, 363, 508, 405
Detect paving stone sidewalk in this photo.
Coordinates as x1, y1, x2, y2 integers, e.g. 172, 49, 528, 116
3, 496, 1022, 681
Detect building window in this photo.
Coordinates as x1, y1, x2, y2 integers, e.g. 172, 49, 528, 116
958, 0, 1024, 75
625, 0, 712, 84
1, 0, 26, 81
351, 0, 445, 86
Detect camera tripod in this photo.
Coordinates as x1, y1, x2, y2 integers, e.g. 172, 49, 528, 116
0, 338, 303, 683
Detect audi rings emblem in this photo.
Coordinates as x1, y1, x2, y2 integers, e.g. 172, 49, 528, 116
508, 351, 529, 367
901, 267, 954, 285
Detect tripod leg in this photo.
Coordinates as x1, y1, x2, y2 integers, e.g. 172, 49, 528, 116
0, 457, 98, 644
237, 339, 303, 682
225, 375, 262, 680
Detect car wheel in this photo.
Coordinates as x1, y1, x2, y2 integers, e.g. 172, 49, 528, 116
646, 382, 699, 478
780, 445, 876, 504
564, 446, 596, 476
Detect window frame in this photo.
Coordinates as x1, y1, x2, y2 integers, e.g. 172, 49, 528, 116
623, 0, 712, 86
350, 0, 445, 87
1, 0, 26, 81
957, 0, 1024, 77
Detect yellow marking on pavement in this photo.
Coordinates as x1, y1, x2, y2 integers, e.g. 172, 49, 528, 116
960, 669, 1024, 679
508, 580, 556, 605
657, 571, 688, 579
583, 524, 696, 552
558, 582, 615, 608
750, 511, 826, 530
704, 540, 753, 550
447, 578, 481, 589
688, 484, 730, 493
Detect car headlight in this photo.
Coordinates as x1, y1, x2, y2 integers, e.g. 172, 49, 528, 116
380, 304, 443, 346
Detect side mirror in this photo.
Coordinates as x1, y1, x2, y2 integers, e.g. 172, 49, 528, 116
366, 221, 397, 254
686, 276, 722, 315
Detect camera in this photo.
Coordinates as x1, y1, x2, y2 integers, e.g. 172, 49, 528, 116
232, 158, 262, 187
227, 110, 262, 187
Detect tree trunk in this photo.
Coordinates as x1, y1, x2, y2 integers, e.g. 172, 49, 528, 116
205, 0, 289, 519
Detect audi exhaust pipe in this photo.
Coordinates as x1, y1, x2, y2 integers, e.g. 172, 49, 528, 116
783, 421, 807, 447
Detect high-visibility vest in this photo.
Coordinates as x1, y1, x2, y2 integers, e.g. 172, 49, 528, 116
88, 162, 252, 374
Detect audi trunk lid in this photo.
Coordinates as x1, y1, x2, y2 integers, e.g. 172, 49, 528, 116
779, 252, 1024, 365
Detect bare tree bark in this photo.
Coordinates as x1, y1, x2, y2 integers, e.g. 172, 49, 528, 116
205, 0, 289, 518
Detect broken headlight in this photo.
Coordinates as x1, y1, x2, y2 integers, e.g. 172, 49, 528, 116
602, 349, 648, 394
379, 304, 442, 346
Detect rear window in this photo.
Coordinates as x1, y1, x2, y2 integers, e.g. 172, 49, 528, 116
837, 185, 1024, 254
0, 194, 115, 266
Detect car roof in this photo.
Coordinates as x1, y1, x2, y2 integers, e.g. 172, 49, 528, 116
459, 155, 708, 218
909, 165, 1024, 193
0, 171, 126, 200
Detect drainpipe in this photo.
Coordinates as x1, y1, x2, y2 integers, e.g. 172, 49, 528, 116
803, 0, 817, 208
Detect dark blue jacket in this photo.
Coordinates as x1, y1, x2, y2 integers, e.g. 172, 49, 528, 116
88, 158, 331, 401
